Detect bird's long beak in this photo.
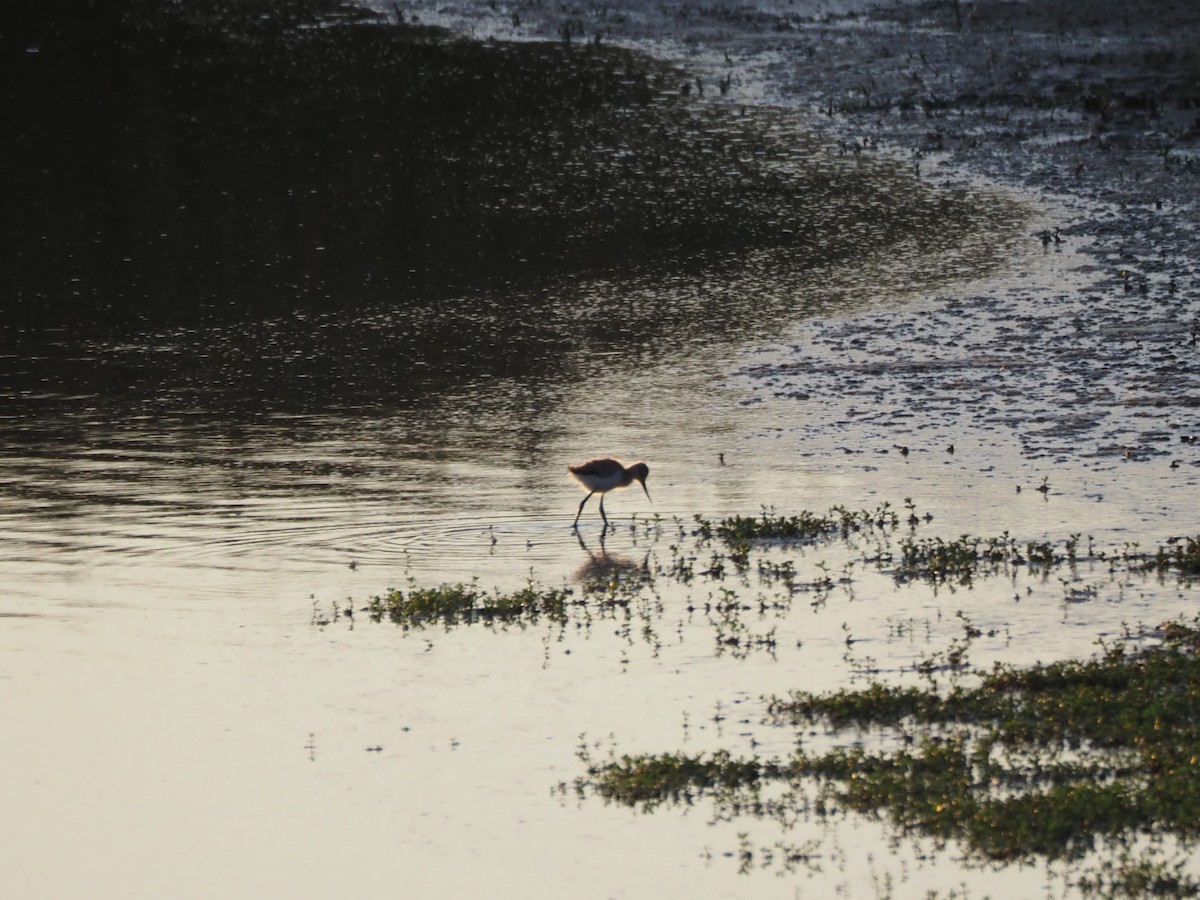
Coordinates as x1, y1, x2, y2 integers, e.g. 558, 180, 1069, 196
640, 481, 651, 502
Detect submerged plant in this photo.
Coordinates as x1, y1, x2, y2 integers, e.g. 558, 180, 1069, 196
365, 578, 575, 629
894, 531, 1200, 586
332, 507, 1200, 891
1150, 537, 1200, 577
709, 503, 900, 545
574, 618, 1200, 894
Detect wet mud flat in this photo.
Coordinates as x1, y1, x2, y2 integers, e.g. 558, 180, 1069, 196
721, 0, 1200, 486
327, 0, 1200, 521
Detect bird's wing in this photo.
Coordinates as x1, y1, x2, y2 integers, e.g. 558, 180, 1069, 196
568, 458, 622, 477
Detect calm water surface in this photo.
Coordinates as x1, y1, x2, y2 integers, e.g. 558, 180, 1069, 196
7, 220, 1189, 900
5, 4, 1199, 899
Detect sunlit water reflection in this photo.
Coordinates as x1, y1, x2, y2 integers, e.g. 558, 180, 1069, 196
5, 4, 1200, 899
7, 216, 1189, 899
0, 166, 1030, 598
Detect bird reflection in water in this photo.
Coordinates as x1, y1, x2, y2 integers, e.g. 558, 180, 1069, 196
572, 528, 650, 583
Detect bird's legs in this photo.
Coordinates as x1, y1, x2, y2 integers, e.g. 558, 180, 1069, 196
573, 492, 594, 528
598, 494, 609, 526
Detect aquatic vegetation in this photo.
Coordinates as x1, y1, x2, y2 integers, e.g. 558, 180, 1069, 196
365, 579, 575, 629
325, 499, 1200, 892
342, 505, 1185, 893
342, 507, 1200, 646
896, 531, 1200, 586
577, 749, 774, 812
707, 503, 901, 544
1150, 537, 1200, 578
896, 532, 1026, 584
574, 618, 1200, 895
695, 504, 902, 572
340, 506, 1200, 875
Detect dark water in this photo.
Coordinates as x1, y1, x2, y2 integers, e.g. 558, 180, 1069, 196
5, 3, 990, 321
0, 2, 1027, 600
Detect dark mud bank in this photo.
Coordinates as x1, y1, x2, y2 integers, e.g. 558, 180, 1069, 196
703, 0, 1200, 471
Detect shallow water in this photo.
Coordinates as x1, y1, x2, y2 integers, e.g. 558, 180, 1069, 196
5, 2, 1200, 898
7, 213, 1194, 900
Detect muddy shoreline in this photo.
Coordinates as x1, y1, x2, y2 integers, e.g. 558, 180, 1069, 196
361, 0, 1200, 470
712, 0, 1200, 477
761, 0, 1200, 275
405, 0, 1200, 514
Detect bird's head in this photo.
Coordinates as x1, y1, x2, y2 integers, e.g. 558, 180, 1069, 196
629, 462, 651, 501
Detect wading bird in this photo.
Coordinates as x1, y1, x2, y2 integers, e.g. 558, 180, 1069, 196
567, 458, 650, 528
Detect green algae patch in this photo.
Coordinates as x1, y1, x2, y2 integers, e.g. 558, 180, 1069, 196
895, 532, 1200, 586
334, 514, 1200, 890
575, 619, 1200, 894
366, 580, 576, 629
704, 503, 902, 544
586, 750, 775, 811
